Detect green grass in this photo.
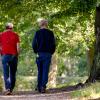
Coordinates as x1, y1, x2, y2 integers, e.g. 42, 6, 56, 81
70, 82, 100, 99
15, 75, 37, 91
56, 76, 100, 99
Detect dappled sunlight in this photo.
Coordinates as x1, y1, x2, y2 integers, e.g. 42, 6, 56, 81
90, 92, 100, 99
0, 0, 99, 99
70, 82, 100, 99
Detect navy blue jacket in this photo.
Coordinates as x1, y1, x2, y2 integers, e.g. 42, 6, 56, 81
32, 28, 56, 54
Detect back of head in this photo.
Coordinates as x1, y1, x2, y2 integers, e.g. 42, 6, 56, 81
5, 22, 13, 29
38, 19, 48, 28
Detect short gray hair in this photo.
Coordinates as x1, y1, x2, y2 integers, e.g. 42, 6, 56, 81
6, 22, 13, 29
38, 19, 48, 27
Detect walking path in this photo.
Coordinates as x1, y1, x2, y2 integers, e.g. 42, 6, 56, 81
0, 91, 71, 100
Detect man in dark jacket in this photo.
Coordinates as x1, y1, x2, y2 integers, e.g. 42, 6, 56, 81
32, 19, 56, 93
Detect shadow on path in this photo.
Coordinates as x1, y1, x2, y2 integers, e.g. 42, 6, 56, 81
0, 83, 85, 95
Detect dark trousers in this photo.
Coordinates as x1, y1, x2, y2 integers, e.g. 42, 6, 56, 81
2, 54, 18, 91
36, 53, 52, 91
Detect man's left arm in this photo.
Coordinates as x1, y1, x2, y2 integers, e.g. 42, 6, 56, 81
51, 31, 56, 54
16, 34, 20, 55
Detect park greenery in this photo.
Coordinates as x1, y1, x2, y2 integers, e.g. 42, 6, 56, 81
0, 0, 100, 98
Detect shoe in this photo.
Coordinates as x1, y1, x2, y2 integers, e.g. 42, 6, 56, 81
40, 87, 46, 93
4, 89, 12, 95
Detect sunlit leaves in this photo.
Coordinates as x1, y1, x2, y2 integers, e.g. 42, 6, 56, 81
0, 0, 96, 57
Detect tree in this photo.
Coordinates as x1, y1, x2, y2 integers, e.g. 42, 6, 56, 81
48, 54, 58, 88
0, 0, 98, 89
86, 5, 100, 83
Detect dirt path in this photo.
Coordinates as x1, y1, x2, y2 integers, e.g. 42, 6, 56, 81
0, 84, 85, 100
0, 91, 71, 100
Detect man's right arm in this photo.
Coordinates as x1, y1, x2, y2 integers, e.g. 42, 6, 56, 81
17, 42, 20, 55
16, 34, 20, 55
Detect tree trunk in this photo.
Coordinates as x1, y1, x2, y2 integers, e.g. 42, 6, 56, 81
86, 6, 100, 83
86, 47, 94, 76
48, 54, 58, 88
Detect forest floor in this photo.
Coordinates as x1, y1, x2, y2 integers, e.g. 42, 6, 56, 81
0, 84, 100, 100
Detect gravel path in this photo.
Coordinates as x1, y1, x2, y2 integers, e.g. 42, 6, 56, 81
0, 91, 71, 100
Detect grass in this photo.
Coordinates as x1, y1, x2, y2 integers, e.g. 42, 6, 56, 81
70, 82, 100, 99
15, 75, 37, 91
56, 76, 100, 99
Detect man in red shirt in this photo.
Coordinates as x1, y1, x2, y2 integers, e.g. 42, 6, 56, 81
0, 23, 20, 95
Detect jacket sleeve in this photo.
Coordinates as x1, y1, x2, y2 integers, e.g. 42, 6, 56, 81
51, 32, 56, 54
32, 32, 38, 53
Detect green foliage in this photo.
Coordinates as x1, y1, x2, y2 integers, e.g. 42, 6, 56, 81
0, 0, 98, 90
18, 51, 37, 76
15, 75, 37, 91
0, 0, 96, 56
77, 55, 88, 77
57, 55, 88, 79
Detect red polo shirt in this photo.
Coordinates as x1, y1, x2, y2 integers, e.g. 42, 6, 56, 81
0, 30, 19, 55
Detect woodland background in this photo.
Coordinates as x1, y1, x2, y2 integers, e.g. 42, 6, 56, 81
0, 1, 98, 97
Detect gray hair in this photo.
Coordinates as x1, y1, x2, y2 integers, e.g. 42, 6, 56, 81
38, 19, 48, 27
6, 22, 13, 29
